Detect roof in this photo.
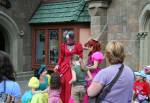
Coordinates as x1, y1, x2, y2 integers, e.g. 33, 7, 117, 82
29, 0, 90, 24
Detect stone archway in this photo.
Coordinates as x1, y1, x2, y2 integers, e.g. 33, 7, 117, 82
139, 4, 150, 68
0, 25, 10, 52
0, 29, 6, 51
0, 11, 23, 72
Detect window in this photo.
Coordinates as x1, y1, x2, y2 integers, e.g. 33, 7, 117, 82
48, 29, 59, 65
35, 30, 45, 64
32, 26, 79, 69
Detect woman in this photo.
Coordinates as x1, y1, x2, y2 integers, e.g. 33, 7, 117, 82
0, 50, 21, 103
84, 39, 104, 103
22, 64, 49, 103
88, 41, 134, 103
54, 31, 83, 103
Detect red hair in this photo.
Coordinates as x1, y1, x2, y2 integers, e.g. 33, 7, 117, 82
84, 39, 101, 56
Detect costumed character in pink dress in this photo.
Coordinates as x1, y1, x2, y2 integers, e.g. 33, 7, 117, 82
84, 39, 104, 103
54, 31, 83, 103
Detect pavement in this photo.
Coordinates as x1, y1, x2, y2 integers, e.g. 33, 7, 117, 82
17, 80, 30, 95
16, 71, 34, 95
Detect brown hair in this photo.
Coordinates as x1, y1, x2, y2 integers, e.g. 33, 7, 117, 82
50, 73, 61, 90
0, 51, 16, 82
105, 41, 125, 64
84, 39, 101, 56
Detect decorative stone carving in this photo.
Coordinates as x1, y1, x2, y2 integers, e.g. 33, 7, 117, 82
0, 0, 11, 9
137, 32, 148, 39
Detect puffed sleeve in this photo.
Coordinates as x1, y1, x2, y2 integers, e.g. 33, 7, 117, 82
76, 42, 83, 58
91, 51, 104, 63
28, 77, 40, 89
12, 82, 21, 100
58, 43, 65, 65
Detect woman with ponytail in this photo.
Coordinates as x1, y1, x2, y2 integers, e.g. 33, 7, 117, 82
84, 39, 104, 103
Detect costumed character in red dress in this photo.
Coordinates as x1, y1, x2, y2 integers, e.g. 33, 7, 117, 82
54, 31, 83, 103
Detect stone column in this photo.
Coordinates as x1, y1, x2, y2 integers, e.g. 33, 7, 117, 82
86, 0, 111, 41
137, 32, 148, 70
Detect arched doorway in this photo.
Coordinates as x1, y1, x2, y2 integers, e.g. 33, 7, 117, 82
0, 11, 23, 72
0, 25, 10, 52
139, 4, 150, 68
0, 31, 5, 51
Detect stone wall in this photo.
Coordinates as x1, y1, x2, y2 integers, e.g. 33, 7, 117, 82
87, 0, 150, 70
107, 0, 150, 70
0, 0, 41, 71
107, 0, 138, 70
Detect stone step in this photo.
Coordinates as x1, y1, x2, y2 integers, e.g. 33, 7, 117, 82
16, 71, 34, 81
16, 71, 34, 76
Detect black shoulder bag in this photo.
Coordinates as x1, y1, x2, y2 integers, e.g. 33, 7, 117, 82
89, 64, 124, 103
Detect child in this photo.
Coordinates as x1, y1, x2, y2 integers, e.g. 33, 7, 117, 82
69, 54, 92, 103
43, 73, 62, 103
133, 71, 150, 103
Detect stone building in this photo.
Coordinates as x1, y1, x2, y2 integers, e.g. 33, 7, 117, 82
86, 0, 150, 70
0, 0, 150, 73
0, 0, 41, 72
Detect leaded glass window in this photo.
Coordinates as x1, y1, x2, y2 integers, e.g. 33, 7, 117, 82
35, 30, 45, 64
48, 29, 59, 64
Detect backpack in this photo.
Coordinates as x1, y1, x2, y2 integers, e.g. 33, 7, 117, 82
0, 81, 15, 103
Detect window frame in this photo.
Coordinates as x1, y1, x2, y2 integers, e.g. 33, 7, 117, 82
31, 24, 80, 70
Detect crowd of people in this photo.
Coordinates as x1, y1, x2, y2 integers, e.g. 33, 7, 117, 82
1, 31, 150, 103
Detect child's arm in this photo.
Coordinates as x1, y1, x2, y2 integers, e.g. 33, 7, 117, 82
41, 87, 49, 93
87, 61, 99, 70
87, 70, 93, 81
69, 68, 76, 84
32, 87, 49, 94
31, 88, 42, 94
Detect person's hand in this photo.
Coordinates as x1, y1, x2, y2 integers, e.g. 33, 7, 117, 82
79, 58, 82, 63
87, 77, 93, 81
54, 65, 59, 72
86, 66, 90, 70
86, 77, 93, 81
69, 79, 76, 84
69, 80, 72, 84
